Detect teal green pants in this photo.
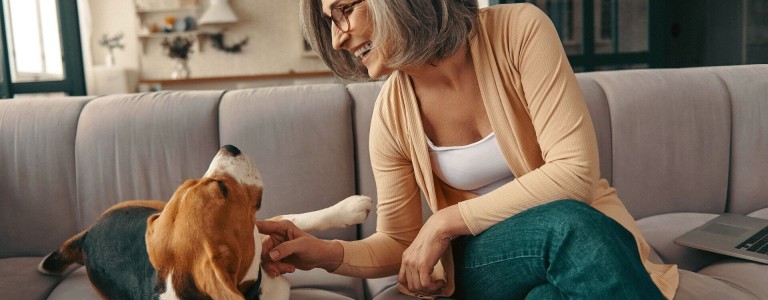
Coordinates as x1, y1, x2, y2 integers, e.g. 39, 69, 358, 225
451, 200, 664, 300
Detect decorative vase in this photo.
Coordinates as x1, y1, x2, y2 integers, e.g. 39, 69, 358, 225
171, 58, 190, 79
105, 49, 115, 66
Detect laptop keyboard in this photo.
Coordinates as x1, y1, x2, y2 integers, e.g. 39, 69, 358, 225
736, 225, 768, 254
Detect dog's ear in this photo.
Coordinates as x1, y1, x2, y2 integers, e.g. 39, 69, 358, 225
197, 244, 244, 300
146, 213, 160, 237
145, 213, 162, 257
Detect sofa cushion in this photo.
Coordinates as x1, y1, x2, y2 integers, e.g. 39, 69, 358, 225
285, 268, 363, 299
219, 85, 358, 243
0, 97, 93, 257
0, 257, 78, 300
674, 269, 760, 300
707, 65, 768, 215
75, 91, 223, 228
576, 76, 613, 184
696, 258, 768, 298
47, 267, 99, 300
637, 212, 727, 271
348, 81, 385, 239
585, 69, 731, 219
289, 288, 355, 299
748, 207, 768, 219
48, 266, 361, 299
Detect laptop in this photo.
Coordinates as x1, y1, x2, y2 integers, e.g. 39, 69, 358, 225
674, 214, 768, 264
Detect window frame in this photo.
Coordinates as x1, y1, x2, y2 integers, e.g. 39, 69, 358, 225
0, 0, 85, 99
490, 0, 665, 71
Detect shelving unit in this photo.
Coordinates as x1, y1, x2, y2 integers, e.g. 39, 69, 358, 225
135, 3, 202, 54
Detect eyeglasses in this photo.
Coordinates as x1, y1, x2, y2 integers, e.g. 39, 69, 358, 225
330, 0, 366, 33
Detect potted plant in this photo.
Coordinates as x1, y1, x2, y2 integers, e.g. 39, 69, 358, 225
161, 36, 194, 79
98, 33, 124, 66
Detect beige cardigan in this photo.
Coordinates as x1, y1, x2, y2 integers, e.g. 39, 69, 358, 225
335, 4, 679, 299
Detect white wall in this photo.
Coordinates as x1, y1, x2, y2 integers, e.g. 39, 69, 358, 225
86, 0, 330, 92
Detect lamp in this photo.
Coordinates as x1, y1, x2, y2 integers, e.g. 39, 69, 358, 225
198, 0, 238, 25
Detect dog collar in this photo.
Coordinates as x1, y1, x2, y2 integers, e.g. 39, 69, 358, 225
243, 269, 262, 300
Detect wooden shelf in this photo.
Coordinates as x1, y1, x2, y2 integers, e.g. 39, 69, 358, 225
136, 6, 198, 14
138, 31, 201, 39
135, 3, 201, 54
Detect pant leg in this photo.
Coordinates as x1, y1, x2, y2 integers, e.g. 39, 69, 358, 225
526, 284, 567, 300
453, 199, 664, 300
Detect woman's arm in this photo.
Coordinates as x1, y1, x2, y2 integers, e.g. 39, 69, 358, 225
332, 97, 425, 278
257, 219, 344, 275
458, 4, 600, 235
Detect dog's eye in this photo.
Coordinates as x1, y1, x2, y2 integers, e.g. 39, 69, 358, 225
217, 180, 228, 198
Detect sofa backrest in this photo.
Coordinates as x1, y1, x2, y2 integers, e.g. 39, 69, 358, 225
0, 86, 358, 257
580, 68, 733, 219
75, 91, 223, 230
349, 65, 768, 232
706, 65, 768, 215
0, 97, 93, 258
219, 84, 358, 241
1, 65, 766, 258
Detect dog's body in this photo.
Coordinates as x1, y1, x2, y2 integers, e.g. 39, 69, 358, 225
38, 145, 372, 300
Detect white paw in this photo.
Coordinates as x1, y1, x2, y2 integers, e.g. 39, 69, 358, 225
332, 195, 373, 227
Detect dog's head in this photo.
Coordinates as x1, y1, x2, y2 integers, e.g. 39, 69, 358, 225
145, 145, 263, 299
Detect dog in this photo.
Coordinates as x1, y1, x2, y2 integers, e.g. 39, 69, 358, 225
37, 145, 372, 299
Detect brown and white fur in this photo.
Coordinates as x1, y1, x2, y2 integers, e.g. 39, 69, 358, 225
38, 145, 372, 300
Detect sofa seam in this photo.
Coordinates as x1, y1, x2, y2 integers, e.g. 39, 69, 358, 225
73, 96, 102, 231
709, 71, 734, 214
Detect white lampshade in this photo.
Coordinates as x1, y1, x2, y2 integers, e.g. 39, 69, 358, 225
198, 0, 238, 25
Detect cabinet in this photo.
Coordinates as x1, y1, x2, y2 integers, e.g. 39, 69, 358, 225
135, 3, 203, 54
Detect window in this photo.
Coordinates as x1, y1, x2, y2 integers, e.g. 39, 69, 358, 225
494, 0, 660, 71
746, 0, 768, 63
4, 0, 64, 82
0, 0, 84, 98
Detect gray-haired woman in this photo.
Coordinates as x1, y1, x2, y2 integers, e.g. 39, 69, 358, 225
256, 1, 678, 299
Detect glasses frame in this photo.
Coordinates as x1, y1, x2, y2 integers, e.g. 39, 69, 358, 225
330, 0, 366, 33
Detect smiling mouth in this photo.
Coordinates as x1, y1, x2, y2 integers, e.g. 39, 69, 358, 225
354, 42, 373, 59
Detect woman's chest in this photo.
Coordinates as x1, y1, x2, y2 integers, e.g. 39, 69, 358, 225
416, 84, 492, 148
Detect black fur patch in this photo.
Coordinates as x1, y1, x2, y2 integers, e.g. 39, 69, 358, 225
82, 206, 161, 299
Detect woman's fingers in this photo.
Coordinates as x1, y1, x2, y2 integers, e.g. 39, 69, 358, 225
398, 254, 443, 295
269, 236, 310, 261
262, 260, 296, 277
255, 219, 289, 235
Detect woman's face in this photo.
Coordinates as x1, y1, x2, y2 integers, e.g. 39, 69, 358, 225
321, 0, 392, 78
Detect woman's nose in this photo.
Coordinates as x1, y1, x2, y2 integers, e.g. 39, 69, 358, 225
331, 25, 348, 51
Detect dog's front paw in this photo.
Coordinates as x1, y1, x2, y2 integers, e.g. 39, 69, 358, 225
333, 195, 373, 226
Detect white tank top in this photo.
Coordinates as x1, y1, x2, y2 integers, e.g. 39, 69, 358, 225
427, 132, 515, 195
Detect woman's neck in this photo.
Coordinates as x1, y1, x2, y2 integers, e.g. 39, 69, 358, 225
404, 44, 474, 92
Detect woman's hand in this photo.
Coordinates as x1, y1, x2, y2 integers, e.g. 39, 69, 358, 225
398, 205, 470, 296
256, 220, 343, 277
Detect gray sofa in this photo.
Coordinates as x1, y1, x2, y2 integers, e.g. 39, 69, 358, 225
1, 65, 767, 299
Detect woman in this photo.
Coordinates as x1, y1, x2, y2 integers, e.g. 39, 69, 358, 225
257, 0, 679, 298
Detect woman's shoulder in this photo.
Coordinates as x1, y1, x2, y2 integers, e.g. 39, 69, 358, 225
374, 72, 407, 110
480, 3, 550, 26
369, 72, 408, 123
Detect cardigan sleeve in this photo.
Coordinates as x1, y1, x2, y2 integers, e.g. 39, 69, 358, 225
458, 4, 601, 235
333, 93, 424, 278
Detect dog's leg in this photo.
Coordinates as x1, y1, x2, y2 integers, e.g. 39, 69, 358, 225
37, 229, 88, 275
258, 269, 291, 300
249, 230, 290, 299
272, 195, 372, 232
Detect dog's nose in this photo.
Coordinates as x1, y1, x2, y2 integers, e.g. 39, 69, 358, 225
222, 145, 241, 157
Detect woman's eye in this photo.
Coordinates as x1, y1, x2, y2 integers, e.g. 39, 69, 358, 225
217, 181, 228, 197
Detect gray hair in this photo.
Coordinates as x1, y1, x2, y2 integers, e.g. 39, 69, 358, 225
300, 0, 479, 81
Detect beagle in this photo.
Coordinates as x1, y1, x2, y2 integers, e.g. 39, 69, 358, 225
38, 145, 372, 299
